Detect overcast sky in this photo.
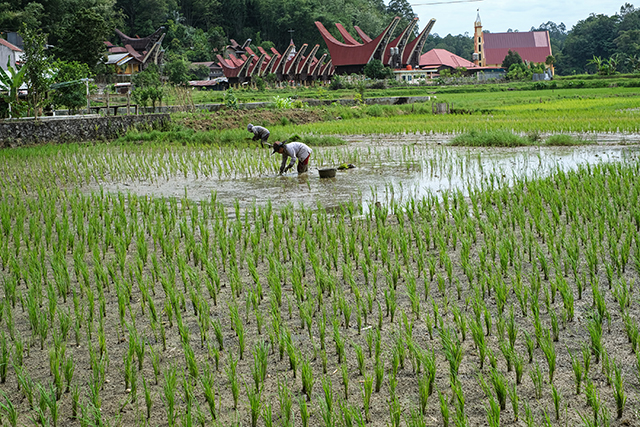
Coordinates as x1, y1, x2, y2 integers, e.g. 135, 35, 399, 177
409, 0, 629, 37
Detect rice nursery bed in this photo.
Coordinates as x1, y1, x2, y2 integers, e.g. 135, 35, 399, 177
0, 138, 639, 427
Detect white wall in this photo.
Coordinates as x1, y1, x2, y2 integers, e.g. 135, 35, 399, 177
0, 45, 18, 71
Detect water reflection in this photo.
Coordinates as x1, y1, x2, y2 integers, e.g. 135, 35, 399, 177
98, 143, 640, 215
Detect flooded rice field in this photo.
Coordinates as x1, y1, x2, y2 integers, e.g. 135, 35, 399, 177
97, 134, 640, 215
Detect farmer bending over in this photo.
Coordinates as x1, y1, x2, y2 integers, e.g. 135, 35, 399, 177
273, 141, 312, 175
247, 123, 270, 147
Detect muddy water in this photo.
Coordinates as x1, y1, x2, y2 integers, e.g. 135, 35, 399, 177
99, 137, 640, 215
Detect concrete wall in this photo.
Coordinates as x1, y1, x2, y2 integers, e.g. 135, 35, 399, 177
0, 114, 170, 147
0, 45, 15, 71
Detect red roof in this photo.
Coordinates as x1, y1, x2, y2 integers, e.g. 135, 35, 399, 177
335, 23, 361, 46
419, 49, 476, 69
108, 46, 128, 54
0, 38, 21, 52
315, 17, 400, 67
354, 26, 372, 43
483, 31, 552, 65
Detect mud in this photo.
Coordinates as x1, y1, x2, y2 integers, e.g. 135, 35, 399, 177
176, 109, 326, 132
98, 134, 640, 218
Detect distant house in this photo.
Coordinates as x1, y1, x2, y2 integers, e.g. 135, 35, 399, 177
104, 27, 165, 75
419, 48, 477, 72
191, 61, 224, 80
0, 38, 23, 71
473, 11, 553, 72
391, 48, 478, 82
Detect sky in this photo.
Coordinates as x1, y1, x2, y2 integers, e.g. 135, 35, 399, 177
409, 0, 629, 37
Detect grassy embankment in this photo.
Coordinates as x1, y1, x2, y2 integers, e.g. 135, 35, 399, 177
124, 85, 640, 147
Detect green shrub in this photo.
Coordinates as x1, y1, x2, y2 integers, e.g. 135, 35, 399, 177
366, 104, 384, 117
450, 130, 529, 147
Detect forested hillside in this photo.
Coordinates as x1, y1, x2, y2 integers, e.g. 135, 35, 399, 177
1, 0, 639, 75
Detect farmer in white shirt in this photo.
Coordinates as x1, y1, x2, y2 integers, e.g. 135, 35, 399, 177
272, 141, 312, 175
247, 123, 270, 147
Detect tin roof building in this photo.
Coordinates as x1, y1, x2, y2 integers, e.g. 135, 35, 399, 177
473, 11, 552, 68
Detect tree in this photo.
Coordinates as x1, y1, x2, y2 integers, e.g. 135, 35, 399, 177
0, 58, 27, 118
423, 34, 474, 60
50, 60, 92, 113
363, 59, 393, 79
20, 24, 53, 118
588, 54, 619, 75
0, 2, 43, 32
386, 0, 417, 38
559, 13, 619, 74
502, 50, 523, 70
506, 63, 531, 81
53, 7, 113, 71
545, 55, 555, 67
132, 64, 164, 112
115, 0, 170, 36
163, 56, 190, 85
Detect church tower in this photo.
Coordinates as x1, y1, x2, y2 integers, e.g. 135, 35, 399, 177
473, 10, 484, 66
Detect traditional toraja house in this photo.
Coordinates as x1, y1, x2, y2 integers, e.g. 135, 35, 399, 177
473, 11, 553, 72
217, 38, 332, 86
105, 27, 165, 74
314, 17, 436, 74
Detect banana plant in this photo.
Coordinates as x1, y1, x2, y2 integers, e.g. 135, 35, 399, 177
0, 58, 27, 118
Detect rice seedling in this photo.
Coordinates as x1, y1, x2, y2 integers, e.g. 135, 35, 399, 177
587, 312, 604, 364
438, 388, 450, 427
489, 368, 508, 411
539, 332, 557, 383
439, 327, 463, 383
320, 376, 335, 427
388, 394, 401, 427
470, 318, 486, 369
568, 348, 583, 394
300, 355, 314, 401
582, 342, 592, 375
374, 356, 384, 393
246, 381, 262, 427
341, 362, 350, 399
584, 377, 602, 426
485, 393, 500, 427
552, 384, 562, 421
612, 360, 626, 419
298, 395, 310, 427
163, 365, 178, 427
0, 391, 18, 427
226, 353, 240, 410
530, 362, 544, 399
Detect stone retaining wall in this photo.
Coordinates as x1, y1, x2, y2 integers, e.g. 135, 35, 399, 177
49, 96, 437, 115
0, 114, 170, 147
0, 96, 435, 146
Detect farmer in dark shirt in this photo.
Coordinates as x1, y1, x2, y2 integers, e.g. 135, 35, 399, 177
247, 123, 270, 147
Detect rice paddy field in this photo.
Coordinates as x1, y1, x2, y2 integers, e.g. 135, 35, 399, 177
1, 86, 640, 427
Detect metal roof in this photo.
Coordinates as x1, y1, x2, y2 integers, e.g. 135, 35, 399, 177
483, 31, 552, 65
106, 53, 136, 66
419, 49, 476, 69
0, 38, 22, 52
